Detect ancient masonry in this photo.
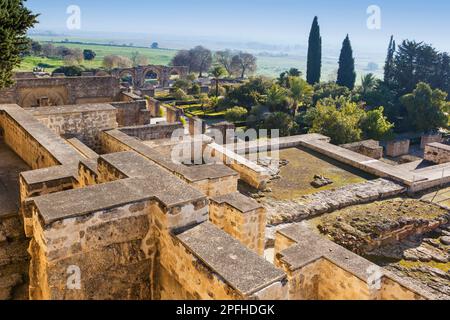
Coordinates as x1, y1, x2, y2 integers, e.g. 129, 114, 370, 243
0, 73, 448, 300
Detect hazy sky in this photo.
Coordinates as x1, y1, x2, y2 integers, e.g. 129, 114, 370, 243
27, 0, 450, 52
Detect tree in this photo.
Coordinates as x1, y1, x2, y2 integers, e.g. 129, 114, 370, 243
400, 82, 449, 133
42, 43, 56, 57
190, 46, 212, 77
30, 40, 42, 56
131, 51, 148, 67
102, 55, 132, 69
151, 42, 159, 49
384, 35, 396, 86
52, 65, 85, 77
0, 0, 38, 88
231, 52, 257, 78
312, 82, 352, 106
278, 68, 302, 88
171, 50, 192, 70
288, 77, 313, 114
171, 46, 212, 77
262, 112, 296, 137
214, 50, 234, 76
224, 107, 248, 123
223, 77, 271, 109
360, 107, 394, 141
210, 66, 227, 96
308, 98, 365, 144
360, 73, 377, 95
266, 84, 291, 113
83, 49, 96, 61
307, 16, 322, 85
337, 35, 356, 90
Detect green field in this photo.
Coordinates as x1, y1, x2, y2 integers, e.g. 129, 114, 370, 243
17, 42, 177, 72
17, 40, 383, 82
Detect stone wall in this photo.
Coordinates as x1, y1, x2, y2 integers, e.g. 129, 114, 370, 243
0, 105, 82, 170
421, 134, 443, 149
274, 224, 429, 300
27, 104, 118, 152
110, 100, 150, 127
424, 143, 450, 164
0, 215, 29, 300
341, 140, 383, 159
145, 96, 161, 117
209, 193, 266, 255
0, 76, 121, 108
119, 123, 183, 141
386, 140, 410, 157
100, 130, 239, 197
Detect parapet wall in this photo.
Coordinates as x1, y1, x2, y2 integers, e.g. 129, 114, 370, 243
119, 122, 183, 141
0, 76, 121, 108
274, 224, 432, 300
27, 104, 118, 152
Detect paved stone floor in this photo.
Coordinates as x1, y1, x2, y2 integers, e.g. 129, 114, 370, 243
0, 140, 29, 217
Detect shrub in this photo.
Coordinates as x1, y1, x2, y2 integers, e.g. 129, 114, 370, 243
224, 107, 248, 123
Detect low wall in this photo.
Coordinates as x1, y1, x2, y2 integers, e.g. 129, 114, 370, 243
424, 143, 450, 164
341, 140, 383, 159
386, 140, 410, 157
421, 134, 442, 149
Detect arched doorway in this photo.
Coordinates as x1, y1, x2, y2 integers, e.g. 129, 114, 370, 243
120, 71, 135, 88
143, 69, 160, 87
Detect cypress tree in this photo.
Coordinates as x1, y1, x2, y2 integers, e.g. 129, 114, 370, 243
384, 35, 396, 86
307, 16, 322, 85
0, 0, 38, 89
337, 34, 356, 90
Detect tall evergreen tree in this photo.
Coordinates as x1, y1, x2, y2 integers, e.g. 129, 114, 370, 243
307, 16, 322, 85
337, 35, 356, 90
0, 0, 38, 89
384, 35, 396, 86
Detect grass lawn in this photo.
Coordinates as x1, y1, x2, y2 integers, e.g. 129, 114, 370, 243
255, 147, 372, 200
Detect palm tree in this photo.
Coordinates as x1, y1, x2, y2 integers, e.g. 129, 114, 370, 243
361, 73, 376, 95
210, 66, 227, 97
288, 76, 314, 115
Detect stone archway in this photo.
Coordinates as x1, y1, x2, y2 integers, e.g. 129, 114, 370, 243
18, 87, 68, 108
142, 67, 161, 87
119, 70, 136, 88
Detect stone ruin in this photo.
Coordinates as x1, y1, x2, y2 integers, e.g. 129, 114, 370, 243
0, 73, 449, 300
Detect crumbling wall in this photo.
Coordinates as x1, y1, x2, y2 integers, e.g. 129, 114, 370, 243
0, 215, 29, 300
424, 143, 450, 164
110, 100, 150, 127
0, 76, 121, 108
28, 201, 153, 300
